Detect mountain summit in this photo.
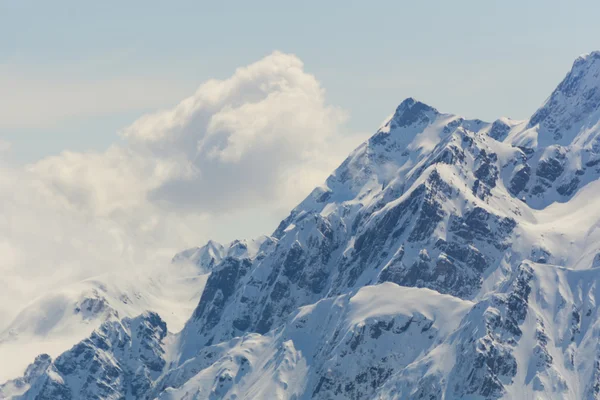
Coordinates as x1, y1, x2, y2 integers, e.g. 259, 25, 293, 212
526, 50, 600, 148
390, 97, 439, 128
5, 52, 600, 400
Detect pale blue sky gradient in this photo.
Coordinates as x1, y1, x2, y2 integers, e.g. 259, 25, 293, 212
2, 0, 600, 162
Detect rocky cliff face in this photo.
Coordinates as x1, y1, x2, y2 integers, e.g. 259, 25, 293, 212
6, 52, 600, 400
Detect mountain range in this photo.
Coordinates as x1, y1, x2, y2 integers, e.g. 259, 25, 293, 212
3, 51, 600, 399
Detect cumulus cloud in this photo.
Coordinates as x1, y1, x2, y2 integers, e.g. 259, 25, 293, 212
119, 51, 351, 212
31, 51, 356, 217
0, 52, 364, 329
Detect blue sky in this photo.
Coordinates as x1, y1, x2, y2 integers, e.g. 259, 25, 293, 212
2, 0, 600, 163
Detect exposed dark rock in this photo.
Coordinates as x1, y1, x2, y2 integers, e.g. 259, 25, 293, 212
510, 164, 531, 196
536, 157, 564, 182
488, 119, 511, 141
556, 177, 580, 196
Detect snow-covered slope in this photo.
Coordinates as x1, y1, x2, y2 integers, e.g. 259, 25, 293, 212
5, 51, 600, 400
0, 249, 215, 383
154, 283, 472, 400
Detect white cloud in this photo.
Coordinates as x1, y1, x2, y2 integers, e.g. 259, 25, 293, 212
38, 51, 356, 215
0, 51, 364, 331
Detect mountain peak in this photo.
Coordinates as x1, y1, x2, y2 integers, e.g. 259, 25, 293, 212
391, 97, 438, 128
558, 50, 600, 97
395, 96, 418, 109
573, 50, 600, 68
526, 50, 600, 146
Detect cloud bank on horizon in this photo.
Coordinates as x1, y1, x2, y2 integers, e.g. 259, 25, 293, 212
0, 51, 363, 328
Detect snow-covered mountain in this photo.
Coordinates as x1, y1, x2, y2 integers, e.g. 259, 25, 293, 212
0, 250, 216, 384
4, 51, 600, 399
